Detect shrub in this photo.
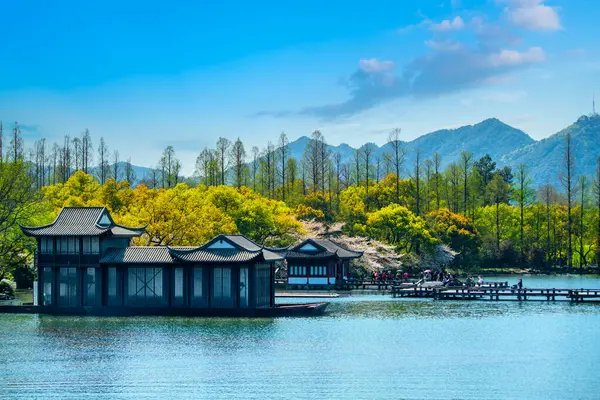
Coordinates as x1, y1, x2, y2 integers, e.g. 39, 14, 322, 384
0, 281, 15, 299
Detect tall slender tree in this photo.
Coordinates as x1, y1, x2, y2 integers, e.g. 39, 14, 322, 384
278, 133, 289, 200
561, 132, 575, 270
230, 138, 246, 189
433, 152, 442, 209
216, 137, 231, 185
97, 137, 109, 184
460, 151, 473, 214
388, 128, 406, 204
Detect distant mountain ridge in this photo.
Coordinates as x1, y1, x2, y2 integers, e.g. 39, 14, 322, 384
123, 115, 600, 188
285, 115, 600, 187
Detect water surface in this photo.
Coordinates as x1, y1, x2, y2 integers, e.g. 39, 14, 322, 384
1, 276, 599, 399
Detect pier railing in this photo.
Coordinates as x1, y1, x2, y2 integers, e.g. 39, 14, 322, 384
391, 286, 600, 302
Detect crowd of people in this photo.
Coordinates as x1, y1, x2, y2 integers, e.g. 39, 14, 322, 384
368, 270, 410, 283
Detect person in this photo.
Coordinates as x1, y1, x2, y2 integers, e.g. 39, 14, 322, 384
465, 275, 474, 288
403, 271, 409, 281
477, 275, 484, 286
517, 278, 523, 290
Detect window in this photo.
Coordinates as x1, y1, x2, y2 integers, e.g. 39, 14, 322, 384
55, 237, 80, 255
40, 238, 54, 254
84, 268, 97, 306
211, 267, 234, 308
91, 237, 100, 254
309, 266, 327, 276
172, 268, 185, 306
239, 267, 249, 308
289, 266, 307, 276
58, 267, 78, 307
107, 267, 121, 306
255, 264, 271, 308
191, 267, 207, 307
82, 237, 100, 254
42, 267, 53, 306
126, 267, 165, 306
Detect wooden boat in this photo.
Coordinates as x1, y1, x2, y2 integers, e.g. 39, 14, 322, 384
0, 302, 329, 318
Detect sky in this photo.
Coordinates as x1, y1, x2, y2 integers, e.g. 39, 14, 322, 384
0, 0, 598, 175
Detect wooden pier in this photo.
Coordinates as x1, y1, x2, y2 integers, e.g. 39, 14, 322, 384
391, 286, 600, 302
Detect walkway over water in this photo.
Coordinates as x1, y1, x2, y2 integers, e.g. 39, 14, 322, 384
392, 286, 600, 302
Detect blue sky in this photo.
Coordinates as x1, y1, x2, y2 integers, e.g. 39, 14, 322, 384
0, 0, 598, 174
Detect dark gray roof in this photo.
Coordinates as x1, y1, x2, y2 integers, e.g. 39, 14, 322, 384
100, 234, 284, 264
100, 247, 182, 264
21, 207, 145, 237
286, 238, 363, 260
168, 248, 263, 263
168, 234, 284, 263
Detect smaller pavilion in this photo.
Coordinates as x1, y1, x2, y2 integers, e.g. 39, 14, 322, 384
284, 238, 363, 288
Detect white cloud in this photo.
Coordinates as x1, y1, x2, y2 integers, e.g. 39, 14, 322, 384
430, 16, 465, 31
487, 47, 546, 67
359, 59, 396, 73
499, 0, 562, 31
425, 39, 463, 52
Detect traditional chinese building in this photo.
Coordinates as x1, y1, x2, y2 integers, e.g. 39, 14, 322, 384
21, 207, 284, 316
285, 238, 363, 288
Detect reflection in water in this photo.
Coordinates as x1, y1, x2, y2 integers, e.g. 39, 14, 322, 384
1, 278, 600, 400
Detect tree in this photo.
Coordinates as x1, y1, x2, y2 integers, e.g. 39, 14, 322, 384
160, 145, 179, 188
388, 128, 407, 204
124, 157, 136, 184
81, 129, 93, 174
303, 131, 326, 192
487, 174, 511, 252
515, 164, 533, 261
561, 132, 575, 270
278, 132, 288, 200
0, 161, 46, 279
112, 150, 120, 182
594, 156, 600, 265
426, 208, 480, 267
0, 121, 3, 163
540, 183, 556, 266
352, 148, 362, 187
412, 149, 422, 217
97, 137, 109, 184
72, 137, 82, 171
474, 154, 496, 191
433, 152, 442, 209
230, 138, 246, 189
365, 204, 437, 253
251, 146, 260, 192
460, 151, 474, 214
575, 175, 590, 268
9, 122, 24, 162
216, 137, 231, 185
363, 143, 375, 196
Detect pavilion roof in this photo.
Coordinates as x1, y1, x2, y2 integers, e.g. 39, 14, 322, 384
20, 207, 145, 237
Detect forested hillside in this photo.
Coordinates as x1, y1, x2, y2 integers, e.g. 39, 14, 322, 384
1, 116, 599, 283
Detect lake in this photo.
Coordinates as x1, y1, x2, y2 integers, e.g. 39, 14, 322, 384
1, 275, 599, 399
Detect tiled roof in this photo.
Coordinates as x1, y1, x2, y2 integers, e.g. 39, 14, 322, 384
168, 248, 263, 263
101, 234, 285, 264
20, 207, 145, 237
285, 250, 338, 259
286, 238, 363, 260
169, 234, 285, 263
100, 247, 180, 264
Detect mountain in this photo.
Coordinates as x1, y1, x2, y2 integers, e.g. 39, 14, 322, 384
500, 114, 600, 186
399, 118, 535, 170
287, 117, 536, 173
285, 115, 600, 187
